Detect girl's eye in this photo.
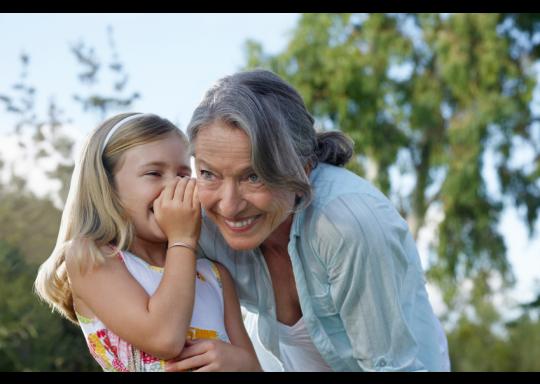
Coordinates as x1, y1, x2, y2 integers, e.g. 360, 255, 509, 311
145, 171, 161, 177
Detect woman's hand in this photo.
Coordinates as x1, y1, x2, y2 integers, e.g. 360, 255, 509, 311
153, 177, 201, 246
165, 339, 262, 372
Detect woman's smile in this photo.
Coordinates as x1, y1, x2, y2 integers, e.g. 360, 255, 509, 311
194, 122, 295, 251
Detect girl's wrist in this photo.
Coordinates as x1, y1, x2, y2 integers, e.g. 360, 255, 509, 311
167, 237, 197, 247
167, 240, 197, 252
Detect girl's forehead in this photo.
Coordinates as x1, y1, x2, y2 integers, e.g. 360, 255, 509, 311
122, 135, 189, 163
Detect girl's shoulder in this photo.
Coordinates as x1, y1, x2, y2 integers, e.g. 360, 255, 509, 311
65, 238, 121, 277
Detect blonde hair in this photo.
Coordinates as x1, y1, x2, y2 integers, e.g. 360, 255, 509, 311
34, 113, 187, 323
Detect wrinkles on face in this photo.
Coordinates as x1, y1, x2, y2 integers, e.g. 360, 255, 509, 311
193, 122, 295, 250
195, 125, 253, 177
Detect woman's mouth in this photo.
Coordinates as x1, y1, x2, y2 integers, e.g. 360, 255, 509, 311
223, 215, 260, 232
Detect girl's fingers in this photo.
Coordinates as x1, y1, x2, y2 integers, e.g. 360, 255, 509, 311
177, 339, 208, 360
163, 178, 177, 201
182, 178, 196, 206
153, 191, 162, 209
165, 353, 208, 372
171, 177, 189, 203
192, 364, 213, 372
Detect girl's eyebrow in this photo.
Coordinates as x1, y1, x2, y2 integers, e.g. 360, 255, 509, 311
139, 161, 191, 173
139, 161, 167, 168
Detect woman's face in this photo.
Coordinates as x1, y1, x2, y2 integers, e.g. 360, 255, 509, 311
193, 122, 296, 251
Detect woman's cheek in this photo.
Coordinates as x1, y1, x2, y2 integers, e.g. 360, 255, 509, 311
196, 185, 215, 209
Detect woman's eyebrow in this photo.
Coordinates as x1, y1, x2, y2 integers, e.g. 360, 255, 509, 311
197, 158, 253, 174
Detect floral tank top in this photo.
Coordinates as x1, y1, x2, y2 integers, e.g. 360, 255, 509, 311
76, 249, 230, 372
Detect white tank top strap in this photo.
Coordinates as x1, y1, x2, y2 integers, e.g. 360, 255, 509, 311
196, 258, 223, 288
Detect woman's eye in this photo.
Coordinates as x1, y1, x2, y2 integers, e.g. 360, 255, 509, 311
247, 173, 261, 183
200, 170, 214, 180
145, 171, 161, 177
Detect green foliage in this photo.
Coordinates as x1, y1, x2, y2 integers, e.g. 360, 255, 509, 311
0, 26, 141, 371
447, 303, 540, 371
447, 313, 511, 371
0, 240, 100, 371
0, 186, 60, 265
244, 13, 540, 314
504, 312, 540, 371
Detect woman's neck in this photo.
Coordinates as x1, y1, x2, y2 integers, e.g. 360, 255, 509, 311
260, 214, 294, 256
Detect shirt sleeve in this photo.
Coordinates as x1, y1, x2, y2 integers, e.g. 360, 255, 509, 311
309, 192, 428, 371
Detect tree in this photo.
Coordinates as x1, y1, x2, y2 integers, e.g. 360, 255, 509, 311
72, 26, 140, 120
0, 26, 140, 207
0, 240, 101, 371
0, 52, 74, 206
446, 287, 540, 371
0, 26, 140, 371
244, 13, 540, 316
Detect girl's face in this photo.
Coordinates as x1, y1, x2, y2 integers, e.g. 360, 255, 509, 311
114, 132, 191, 244
193, 122, 296, 251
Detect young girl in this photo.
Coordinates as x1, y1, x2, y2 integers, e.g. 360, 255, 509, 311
34, 113, 261, 372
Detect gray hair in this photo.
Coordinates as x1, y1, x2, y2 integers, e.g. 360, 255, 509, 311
187, 69, 353, 209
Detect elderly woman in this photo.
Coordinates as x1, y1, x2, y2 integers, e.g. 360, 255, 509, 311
168, 69, 450, 372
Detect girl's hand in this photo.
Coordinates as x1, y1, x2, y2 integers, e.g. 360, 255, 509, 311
153, 177, 201, 246
164, 339, 263, 372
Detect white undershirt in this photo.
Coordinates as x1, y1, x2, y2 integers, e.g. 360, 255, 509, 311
243, 310, 333, 372
277, 317, 333, 372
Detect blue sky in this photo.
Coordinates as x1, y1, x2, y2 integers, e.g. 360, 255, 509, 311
1, 13, 538, 316
0, 13, 300, 132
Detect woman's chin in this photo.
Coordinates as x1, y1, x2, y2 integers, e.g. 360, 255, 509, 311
222, 236, 260, 251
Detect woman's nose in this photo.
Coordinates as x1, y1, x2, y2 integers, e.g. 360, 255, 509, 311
217, 182, 247, 218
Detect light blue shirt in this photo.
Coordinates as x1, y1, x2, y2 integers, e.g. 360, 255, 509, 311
197, 162, 450, 371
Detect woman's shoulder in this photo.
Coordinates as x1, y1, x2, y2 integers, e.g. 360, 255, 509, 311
309, 164, 399, 223
310, 165, 377, 209
302, 182, 405, 256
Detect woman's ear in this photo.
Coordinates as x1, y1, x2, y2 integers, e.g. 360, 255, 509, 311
304, 161, 313, 177
294, 194, 303, 207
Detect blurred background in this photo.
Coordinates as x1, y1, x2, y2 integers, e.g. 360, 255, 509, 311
1, 13, 539, 371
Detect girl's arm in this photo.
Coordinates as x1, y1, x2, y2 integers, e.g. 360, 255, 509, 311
216, 262, 262, 370
164, 262, 262, 372
67, 177, 200, 360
